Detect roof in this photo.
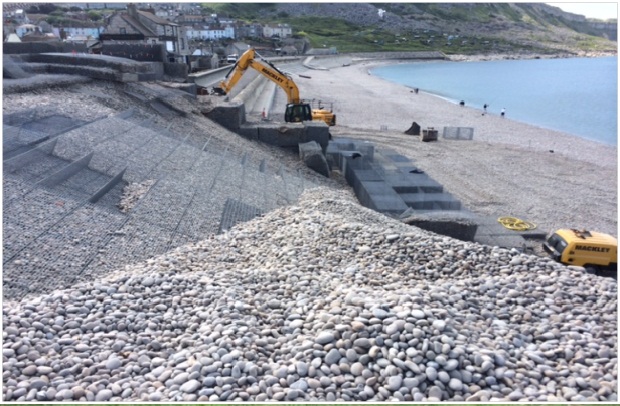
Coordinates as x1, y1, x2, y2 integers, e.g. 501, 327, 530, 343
137, 9, 179, 27
5, 33, 21, 43
121, 14, 157, 37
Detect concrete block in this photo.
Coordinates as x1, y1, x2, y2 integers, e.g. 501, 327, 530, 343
384, 173, 443, 194
400, 192, 462, 210
257, 124, 305, 148
329, 140, 356, 151
402, 211, 478, 241
358, 181, 408, 214
238, 125, 259, 141
204, 101, 245, 131
345, 165, 382, 193
299, 141, 330, 178
336, 151, 365, 172
301, 121, 330, 151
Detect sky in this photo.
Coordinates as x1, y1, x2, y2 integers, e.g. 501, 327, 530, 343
547, 2, 618, 19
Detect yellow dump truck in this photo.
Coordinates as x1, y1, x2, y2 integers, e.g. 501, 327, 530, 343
543, 229, 617, 276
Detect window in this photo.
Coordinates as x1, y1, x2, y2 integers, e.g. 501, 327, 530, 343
120, 27, 126, 34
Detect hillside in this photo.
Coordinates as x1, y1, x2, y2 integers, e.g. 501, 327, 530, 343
207, 2, 617, 55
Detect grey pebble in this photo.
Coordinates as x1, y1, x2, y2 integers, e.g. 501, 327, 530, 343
1, 188, 616, 402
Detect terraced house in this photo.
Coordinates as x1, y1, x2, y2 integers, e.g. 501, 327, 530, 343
101, 3, 189, 62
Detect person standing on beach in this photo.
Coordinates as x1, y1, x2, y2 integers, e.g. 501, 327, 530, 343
501, 108, 506, 117
483, 104, 488, 113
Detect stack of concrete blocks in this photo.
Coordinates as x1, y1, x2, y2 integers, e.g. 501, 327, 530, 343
206, 98, 331, 153
326, 138, 477, 241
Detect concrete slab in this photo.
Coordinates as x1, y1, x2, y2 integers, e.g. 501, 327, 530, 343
384, 172, 444, 194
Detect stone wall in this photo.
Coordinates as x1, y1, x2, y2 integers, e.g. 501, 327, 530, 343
163, 62, 188, 80
99, 44, 166, 62
3, 42, 88, 54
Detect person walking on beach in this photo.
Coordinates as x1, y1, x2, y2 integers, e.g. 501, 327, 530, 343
483, 103, 488, 113
501, 107, 506, 117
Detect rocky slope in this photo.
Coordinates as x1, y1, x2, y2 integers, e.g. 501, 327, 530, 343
269, 3, 616, 53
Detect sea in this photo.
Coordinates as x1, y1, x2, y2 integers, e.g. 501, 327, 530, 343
371, 56, 618, 146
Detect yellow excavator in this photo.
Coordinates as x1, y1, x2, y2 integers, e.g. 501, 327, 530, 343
212, 48, 336, 126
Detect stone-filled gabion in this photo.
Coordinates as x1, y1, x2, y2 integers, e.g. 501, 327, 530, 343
2, 188, 617, 402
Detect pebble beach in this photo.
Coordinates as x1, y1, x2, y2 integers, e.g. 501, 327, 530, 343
289, 56, 618, 236
2, 54, 618, 402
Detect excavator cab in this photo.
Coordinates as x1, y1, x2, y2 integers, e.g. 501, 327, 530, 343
285, 103, 313, 123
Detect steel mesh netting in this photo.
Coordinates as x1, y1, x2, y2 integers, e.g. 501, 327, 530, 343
443, 126, 474, 140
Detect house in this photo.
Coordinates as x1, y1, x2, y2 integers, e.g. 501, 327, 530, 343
185, 24, 235, 41
237, 23, 263, 39
58, 25, 105, 40
63, 3, 127, 10
175, 14, 205, 24
101, 3, 188, 61
226, 41, 251, 58
279, 45, 298, 56
5, 33, 21, 42
263, 23, 292, 38
15, 23, 38, 38
21, 31, 59, 42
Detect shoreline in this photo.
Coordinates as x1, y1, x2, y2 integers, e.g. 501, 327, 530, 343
361, 58, 617, 149
287, 57, 617, 237
305, 59, 617, 167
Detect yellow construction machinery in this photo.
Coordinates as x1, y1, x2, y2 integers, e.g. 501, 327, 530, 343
544, 228, 617, 276
212, 48, 336, 126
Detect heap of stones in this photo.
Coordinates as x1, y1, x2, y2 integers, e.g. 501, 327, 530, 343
2, 188, 616, 402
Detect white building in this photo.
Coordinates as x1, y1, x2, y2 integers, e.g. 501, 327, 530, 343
16, 24, 39, 38
185, 25, 235, 41
59, 26, 105, 39
263, 23, 292, 38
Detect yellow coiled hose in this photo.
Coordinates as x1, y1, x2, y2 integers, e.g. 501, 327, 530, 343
497, 216, 537, 231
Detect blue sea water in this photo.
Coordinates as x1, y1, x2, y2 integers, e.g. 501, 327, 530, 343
371, 57, 618, 146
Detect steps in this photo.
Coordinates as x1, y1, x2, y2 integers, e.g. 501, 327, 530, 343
327, 137, 527, 248
3, 110, 325, 300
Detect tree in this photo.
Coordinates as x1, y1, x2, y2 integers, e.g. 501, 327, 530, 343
88, 11, 102, 22
38, 4, 58, 14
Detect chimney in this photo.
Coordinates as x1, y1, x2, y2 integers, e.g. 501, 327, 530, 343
127, 3, 138, 18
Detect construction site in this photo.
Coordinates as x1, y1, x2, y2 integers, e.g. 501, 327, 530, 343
2, 47, 617, 402
2, 50, 542, 301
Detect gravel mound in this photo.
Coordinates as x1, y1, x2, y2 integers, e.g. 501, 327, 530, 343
3, 187, 617, 402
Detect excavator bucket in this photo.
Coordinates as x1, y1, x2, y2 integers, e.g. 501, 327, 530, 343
211, 87, 226, 96
405, 121, 421, 135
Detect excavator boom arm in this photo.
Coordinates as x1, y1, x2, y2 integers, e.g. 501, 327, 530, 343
216, 48, 302, 104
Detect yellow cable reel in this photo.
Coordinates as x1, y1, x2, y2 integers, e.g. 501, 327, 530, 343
498, 216, 537, 231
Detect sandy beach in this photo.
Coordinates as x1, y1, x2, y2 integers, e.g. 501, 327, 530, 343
275, 57, 618, 239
